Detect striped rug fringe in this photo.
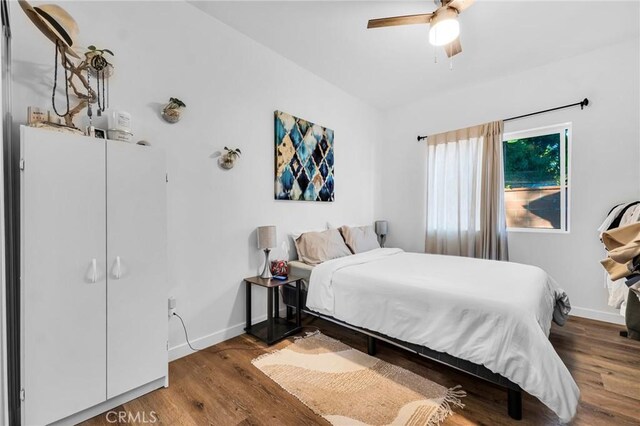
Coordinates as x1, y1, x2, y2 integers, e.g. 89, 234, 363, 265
427, 385, 467, 426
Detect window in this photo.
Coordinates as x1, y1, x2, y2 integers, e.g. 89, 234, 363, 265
503, 123, 571, 232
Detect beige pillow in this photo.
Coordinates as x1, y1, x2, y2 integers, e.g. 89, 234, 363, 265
294, 229, 352, 266
339, 225, 380, 254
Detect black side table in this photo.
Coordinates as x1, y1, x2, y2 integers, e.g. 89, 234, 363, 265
244, 275, 303, 345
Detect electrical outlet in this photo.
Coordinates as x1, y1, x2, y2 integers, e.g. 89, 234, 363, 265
168, 297, 177, 318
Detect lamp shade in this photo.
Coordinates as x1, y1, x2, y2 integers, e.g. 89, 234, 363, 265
257, 226, 277, 249
428, 7, 460, 46
375, 220, 388, 236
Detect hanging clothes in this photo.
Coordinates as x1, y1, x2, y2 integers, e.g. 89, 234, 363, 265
599, 202, 640, 239
607, 202, 640, 232
601, 222, 640, 280
599, 204, 628, 237
599, 202, 640, 314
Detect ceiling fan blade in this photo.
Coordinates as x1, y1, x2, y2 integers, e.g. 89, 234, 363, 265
367, 13, 433, 29
446, 0, 475, 13
444, 37, 462, 58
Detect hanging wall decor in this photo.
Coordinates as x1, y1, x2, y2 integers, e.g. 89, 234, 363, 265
161, 97, 186, 123
84, 45, 114, 119
274, 111, 334, 202
19, 1, 115, 129
219, 147, 241, 170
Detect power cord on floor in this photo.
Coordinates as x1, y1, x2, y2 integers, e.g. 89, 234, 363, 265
172, 312, 322, 354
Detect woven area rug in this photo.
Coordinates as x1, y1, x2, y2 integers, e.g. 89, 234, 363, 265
252, 332, 465, 426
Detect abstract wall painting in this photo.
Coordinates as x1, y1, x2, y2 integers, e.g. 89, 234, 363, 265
274, 111, 334, 202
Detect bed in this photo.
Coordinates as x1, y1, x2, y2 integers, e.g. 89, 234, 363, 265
280, 248, 579, 423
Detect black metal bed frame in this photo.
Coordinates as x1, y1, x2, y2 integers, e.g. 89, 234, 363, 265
282, 286, 523, 420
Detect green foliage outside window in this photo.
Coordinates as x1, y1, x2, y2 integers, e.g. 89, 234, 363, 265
503, 133, 561, 188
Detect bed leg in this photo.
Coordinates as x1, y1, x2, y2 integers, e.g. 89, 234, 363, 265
367, 336, 377, 356
507, 388, 522, 420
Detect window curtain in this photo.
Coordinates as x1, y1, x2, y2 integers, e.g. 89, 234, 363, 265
425, 121, 508, 260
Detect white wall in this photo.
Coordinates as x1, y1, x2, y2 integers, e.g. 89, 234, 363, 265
376, 39, 640, 324
10, 1, 382, 359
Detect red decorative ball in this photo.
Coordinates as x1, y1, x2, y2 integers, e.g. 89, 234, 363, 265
270, 260, 289, 276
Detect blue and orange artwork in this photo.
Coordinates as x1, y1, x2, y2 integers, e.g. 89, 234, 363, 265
274, 111, 334, 202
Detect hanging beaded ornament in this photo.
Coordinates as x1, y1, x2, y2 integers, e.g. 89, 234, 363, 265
52, 40, 71, 118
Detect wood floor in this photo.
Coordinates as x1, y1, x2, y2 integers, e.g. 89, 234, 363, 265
83, 316, 640, 425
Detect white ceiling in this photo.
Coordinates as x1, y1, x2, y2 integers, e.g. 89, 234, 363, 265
191, 1, 640, 109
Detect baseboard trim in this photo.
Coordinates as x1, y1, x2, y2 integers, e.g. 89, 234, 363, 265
570, 306, 625, 325
169, 309, 287, 362
169, 320, 246, 361
50, 377, 166, 426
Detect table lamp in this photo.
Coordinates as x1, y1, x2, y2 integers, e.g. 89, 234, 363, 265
257, 226, 277, 279
375, 220, 388, 248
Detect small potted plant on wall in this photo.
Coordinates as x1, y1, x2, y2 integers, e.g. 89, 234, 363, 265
86, 45, 114, 68
220, 147, 242, 169
161, 97, 186, 123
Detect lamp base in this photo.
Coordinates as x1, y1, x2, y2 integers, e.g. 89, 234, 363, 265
260, 249, 272, 279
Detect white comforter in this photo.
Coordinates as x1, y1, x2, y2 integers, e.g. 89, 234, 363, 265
306, 248, 579, 423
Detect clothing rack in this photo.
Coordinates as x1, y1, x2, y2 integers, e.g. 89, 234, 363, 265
417, 98, 589, 142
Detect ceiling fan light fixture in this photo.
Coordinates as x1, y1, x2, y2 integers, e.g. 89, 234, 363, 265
428, 8, 460, 46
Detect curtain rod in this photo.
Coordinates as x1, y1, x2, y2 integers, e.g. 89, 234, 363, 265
416, 98, 589, 142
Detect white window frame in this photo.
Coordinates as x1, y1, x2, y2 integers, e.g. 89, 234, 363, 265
503, 122, 572, 234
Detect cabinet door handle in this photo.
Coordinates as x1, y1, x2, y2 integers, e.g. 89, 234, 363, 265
91, 258, 97, 283
115, 256, 122, 279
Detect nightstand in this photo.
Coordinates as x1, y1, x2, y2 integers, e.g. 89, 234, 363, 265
244, 275, 303, 345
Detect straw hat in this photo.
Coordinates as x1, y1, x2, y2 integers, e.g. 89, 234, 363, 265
18, 1, 81, 59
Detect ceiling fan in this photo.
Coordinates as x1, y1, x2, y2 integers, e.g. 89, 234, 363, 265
367, 0, 475, 58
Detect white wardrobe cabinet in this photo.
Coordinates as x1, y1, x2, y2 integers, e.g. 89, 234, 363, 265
20, 126, 167, 425
106, 140, 167, 399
